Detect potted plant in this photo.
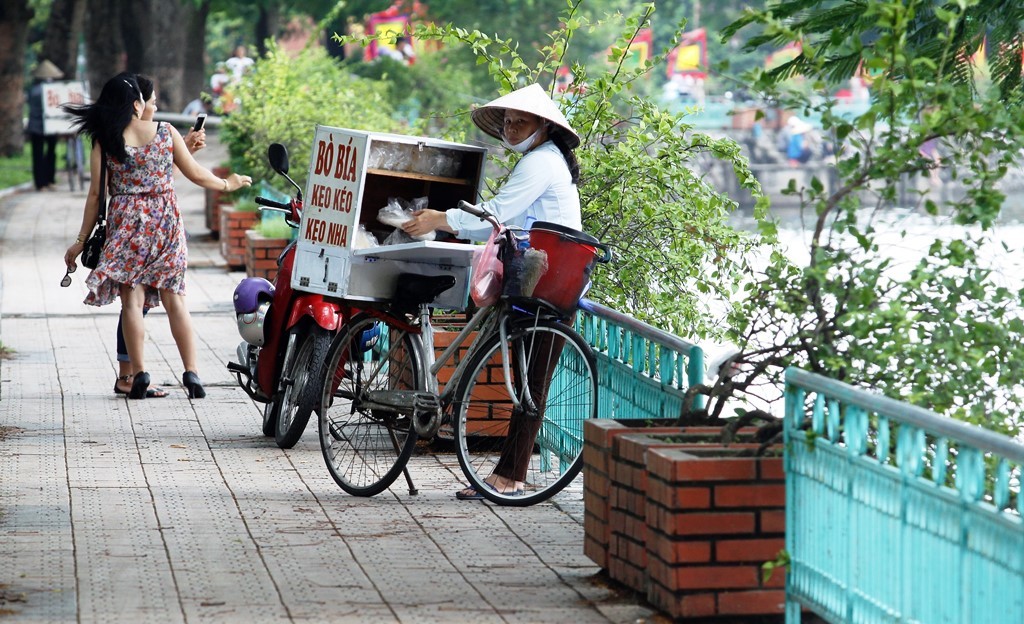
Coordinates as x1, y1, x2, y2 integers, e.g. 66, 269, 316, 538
583, 419, 785, 620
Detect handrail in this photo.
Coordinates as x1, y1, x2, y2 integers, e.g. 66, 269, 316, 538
786, 367, 1024, 463
578, 298, 702, 354
577, 297, 705, 411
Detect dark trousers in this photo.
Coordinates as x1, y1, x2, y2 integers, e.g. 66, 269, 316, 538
30, 134, 58, 189
493, 328, 567, 482
116, 308, 149, 363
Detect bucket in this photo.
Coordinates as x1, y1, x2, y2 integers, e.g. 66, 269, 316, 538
524, 221, 609, 315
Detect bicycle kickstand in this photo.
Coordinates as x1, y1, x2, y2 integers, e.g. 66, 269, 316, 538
401, 466, 418, 496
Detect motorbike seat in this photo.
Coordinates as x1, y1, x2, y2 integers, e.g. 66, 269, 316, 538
390, 274, 457, 315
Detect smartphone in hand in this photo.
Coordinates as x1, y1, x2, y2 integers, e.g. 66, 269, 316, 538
193, 113, 207, 132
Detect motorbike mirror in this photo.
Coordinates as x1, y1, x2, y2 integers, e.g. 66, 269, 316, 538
267, 143, 289, 175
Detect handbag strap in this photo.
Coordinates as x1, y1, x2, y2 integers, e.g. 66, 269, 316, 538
96, 148, 107, 223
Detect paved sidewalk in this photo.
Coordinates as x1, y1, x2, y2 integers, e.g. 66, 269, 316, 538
0, 138, 657, 623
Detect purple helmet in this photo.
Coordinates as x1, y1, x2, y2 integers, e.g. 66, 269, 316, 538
233, 277, 275, 314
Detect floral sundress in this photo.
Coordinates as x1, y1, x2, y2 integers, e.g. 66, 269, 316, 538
84, 123, 187, 309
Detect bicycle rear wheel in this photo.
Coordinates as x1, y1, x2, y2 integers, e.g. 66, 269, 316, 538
452, 317, 597, 506
318, 314, 421, 497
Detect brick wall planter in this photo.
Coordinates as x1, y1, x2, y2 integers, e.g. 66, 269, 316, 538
429, 312, 510, 441
204, 165, 232, 239
220, 205, 259, 269
245, 230, 288, 282
582, 420, 785, 620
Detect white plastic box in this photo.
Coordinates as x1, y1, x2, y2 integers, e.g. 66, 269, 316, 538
292, 126, 487, 310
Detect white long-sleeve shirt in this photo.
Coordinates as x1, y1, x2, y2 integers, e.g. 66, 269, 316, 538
447, 141, 581, 241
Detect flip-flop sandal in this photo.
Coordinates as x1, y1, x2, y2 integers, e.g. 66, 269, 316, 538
455, 483, 525, 500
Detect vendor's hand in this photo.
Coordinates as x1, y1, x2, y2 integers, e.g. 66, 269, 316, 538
402, 209, 450, 238
184, 128, 206, 153
64, 242, 83, 268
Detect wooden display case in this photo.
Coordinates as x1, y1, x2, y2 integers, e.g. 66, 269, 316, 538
292, 126, 487, 310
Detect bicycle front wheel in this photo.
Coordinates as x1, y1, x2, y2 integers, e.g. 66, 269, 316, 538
452, 317, 597, 506
319, 314, 421, 497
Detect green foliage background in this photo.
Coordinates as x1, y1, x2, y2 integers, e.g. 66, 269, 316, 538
220, 42, 397, 192
340, 1, 770, 338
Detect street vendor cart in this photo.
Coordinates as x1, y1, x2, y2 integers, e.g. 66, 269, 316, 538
292, 126, 488, 309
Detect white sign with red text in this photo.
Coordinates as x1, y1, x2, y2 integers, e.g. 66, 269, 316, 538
42, 81, 89, 135
291, 126, 369, 297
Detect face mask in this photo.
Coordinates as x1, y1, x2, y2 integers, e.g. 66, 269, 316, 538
502, 127, 543, 154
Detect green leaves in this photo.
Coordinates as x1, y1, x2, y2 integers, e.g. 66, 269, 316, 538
221, 42, 396, 192
715, 0, 1024, 435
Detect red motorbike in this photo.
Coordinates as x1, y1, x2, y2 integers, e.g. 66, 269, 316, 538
227, 143, 344, 448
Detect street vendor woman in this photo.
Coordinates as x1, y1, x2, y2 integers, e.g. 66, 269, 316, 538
401, 83, 581, 242
402, 83, 583, 500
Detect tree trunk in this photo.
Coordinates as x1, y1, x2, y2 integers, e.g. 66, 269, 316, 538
0, 1, 34, 156
255, 5, 281, 58
183, 1, 210, 104
119, 0, 188, 112
40, 0, 86, 79
84, 0, 125, 99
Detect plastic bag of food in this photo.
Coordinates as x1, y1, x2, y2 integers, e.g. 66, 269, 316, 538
376, 196, 435, 241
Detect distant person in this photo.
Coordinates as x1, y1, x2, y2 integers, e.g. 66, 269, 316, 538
27, 59, 65, 191
785, 117, 814, 165
210, 62, 230, 96
182, 95, 210, 117
380, 36, 415, 65
225, 45, 254, 82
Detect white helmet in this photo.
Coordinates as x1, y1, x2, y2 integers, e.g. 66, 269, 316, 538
237, 300, 272, 346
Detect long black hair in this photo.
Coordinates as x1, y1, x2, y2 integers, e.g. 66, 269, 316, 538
548, 127, 580, 185
62, 72, 150, 162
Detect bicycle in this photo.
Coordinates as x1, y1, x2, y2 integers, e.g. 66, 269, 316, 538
316, 201, 611, 506
64, 134, 86, 192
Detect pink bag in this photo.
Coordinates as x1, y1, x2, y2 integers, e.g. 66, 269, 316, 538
470, 227, 504, 307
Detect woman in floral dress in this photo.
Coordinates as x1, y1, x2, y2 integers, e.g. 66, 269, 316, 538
63, 73, 252, 399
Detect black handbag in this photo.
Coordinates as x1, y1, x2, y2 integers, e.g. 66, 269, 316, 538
81, 152, 107, 270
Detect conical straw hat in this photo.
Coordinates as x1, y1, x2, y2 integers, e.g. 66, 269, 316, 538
33, 60, 64, 80
471, 83, 580, 149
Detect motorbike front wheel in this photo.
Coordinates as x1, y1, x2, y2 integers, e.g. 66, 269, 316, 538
274, 324, 332, 449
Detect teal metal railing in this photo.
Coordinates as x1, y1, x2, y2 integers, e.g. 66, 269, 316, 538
783, 367, 1024, 624
576, 298, 705, 418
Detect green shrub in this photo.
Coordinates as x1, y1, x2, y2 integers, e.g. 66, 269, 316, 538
255, 215, 295, 240
222, 42, 398, 196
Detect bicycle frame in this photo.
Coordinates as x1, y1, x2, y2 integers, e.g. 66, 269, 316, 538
417, 299, 545, 416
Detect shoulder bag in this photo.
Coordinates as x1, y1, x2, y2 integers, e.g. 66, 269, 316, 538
81, 151, 107, 270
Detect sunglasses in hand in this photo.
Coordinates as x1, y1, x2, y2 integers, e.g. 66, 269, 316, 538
60, 264, 76, 287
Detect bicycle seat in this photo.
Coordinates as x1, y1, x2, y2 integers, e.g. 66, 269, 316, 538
390, 273, 457, 315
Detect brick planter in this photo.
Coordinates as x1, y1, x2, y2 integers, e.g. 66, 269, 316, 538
582, 420, 785, 620
245, 230, 288, 282
204, 165, 232, 239
219, 205, 259, 269
429, 312, 508, 440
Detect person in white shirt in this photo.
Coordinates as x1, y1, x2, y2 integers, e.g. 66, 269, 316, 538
225, 45, 254, 82
402, 83, 582, 499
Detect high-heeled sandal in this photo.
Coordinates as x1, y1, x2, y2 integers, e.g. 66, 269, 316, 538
115, 375, 167, 398
182, 371, 206, 399
128, 372, 151, 400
